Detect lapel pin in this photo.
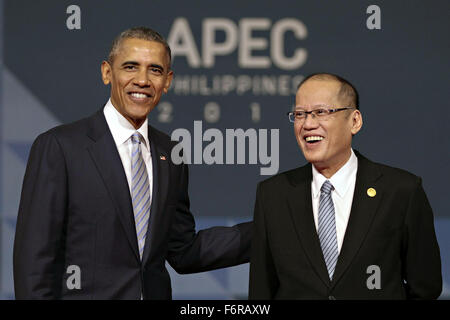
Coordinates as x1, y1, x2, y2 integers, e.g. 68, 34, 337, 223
367, 188, 376, 197
160, 155, 167, 161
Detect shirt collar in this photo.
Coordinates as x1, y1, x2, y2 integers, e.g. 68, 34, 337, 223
103, 99, 149, 150
311, 149, 358, 198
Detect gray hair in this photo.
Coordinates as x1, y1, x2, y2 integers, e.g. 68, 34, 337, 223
108, 26, 172, 68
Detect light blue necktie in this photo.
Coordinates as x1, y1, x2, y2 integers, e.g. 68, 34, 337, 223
318, 180, 339, 280
130, 132, 150, 259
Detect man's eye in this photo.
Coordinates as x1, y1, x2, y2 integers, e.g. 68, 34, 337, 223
295, 111, 305, 117
151, 68, 163, 74
124, 65, 136, 70
314, 109, 328, 115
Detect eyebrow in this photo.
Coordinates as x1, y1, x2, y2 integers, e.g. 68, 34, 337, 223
295, 104, 330, 109
121, 61, 139, 67
121, 61, 165, 71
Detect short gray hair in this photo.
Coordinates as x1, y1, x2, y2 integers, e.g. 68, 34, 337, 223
297, 73, 359, 110
108, 26, 172, 68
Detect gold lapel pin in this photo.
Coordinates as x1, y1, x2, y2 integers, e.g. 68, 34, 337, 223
160, 155, 167, 161
367, 188, 376, 197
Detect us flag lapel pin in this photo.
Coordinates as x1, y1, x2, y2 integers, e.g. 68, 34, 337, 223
160, 155, 167, 160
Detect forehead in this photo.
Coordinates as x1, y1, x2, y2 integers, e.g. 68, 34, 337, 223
296, 79, 342, 106
114, 38, 169, 67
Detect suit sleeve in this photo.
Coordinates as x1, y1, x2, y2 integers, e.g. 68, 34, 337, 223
249, 182, 278, 299
402, 178, 442, 299
13, 132, 68, 299
166, 163, 252, 274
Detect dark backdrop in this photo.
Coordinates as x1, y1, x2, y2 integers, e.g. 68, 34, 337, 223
1, 0, 449, 299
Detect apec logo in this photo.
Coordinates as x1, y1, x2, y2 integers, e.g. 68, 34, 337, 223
167, 17, 308, 70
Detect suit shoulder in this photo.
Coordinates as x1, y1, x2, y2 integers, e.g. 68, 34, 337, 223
367, 158, 422, 188
39, 114, 92, 141
26, 117, 93, 163
31, 118, 89, 148
258, 165, 309, 190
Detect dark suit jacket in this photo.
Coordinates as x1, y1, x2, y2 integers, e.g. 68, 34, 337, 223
13, 109, 251, 299
249, 151, 442, 299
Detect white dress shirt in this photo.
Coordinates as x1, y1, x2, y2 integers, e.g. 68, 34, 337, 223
311, 149, 358, 253
103, 99, 153, 205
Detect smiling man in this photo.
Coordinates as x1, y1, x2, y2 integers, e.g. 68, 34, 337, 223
249, 73, 442, 299
101, 36, 173, 129
13, 27, 252, 300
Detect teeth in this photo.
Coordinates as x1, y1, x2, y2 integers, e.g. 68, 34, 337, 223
305, 136, 324, 142
130, 93, 147, 98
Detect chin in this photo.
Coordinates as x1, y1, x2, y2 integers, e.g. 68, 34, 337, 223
303, 153, 324, 165
128, 106, 151, 117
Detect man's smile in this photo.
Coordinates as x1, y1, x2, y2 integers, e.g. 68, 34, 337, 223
127, 91, 153, 103
305, 135, 324, 144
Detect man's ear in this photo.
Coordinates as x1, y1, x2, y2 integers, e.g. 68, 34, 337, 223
351, 109, 363, 135
101, 61, 112, 85
163, 70, 174, 94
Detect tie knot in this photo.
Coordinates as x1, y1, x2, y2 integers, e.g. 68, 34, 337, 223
321, 180, 334, 195
131, 132, 142, 144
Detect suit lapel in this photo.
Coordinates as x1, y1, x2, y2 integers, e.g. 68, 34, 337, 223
141, 125, 170, 264
331, 152, 383, 288
287, 165, 331, 288
86, 110, 140, 261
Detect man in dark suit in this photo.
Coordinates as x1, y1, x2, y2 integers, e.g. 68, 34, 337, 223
249, 73, 442, 299
13, 27, 251, 299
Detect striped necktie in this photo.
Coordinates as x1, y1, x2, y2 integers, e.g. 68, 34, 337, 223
130, 132, 150, 259
318, 180, 339, 280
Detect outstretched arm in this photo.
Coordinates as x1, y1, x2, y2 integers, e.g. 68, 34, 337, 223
166, 163, 252, 274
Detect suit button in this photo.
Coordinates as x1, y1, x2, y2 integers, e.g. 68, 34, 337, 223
328, 295, 336, 300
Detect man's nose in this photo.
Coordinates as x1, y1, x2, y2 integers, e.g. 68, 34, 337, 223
302, 113, 319, 129
134, 70, 150, 86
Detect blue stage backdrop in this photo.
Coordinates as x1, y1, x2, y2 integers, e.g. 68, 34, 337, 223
1, 0, 449, 299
